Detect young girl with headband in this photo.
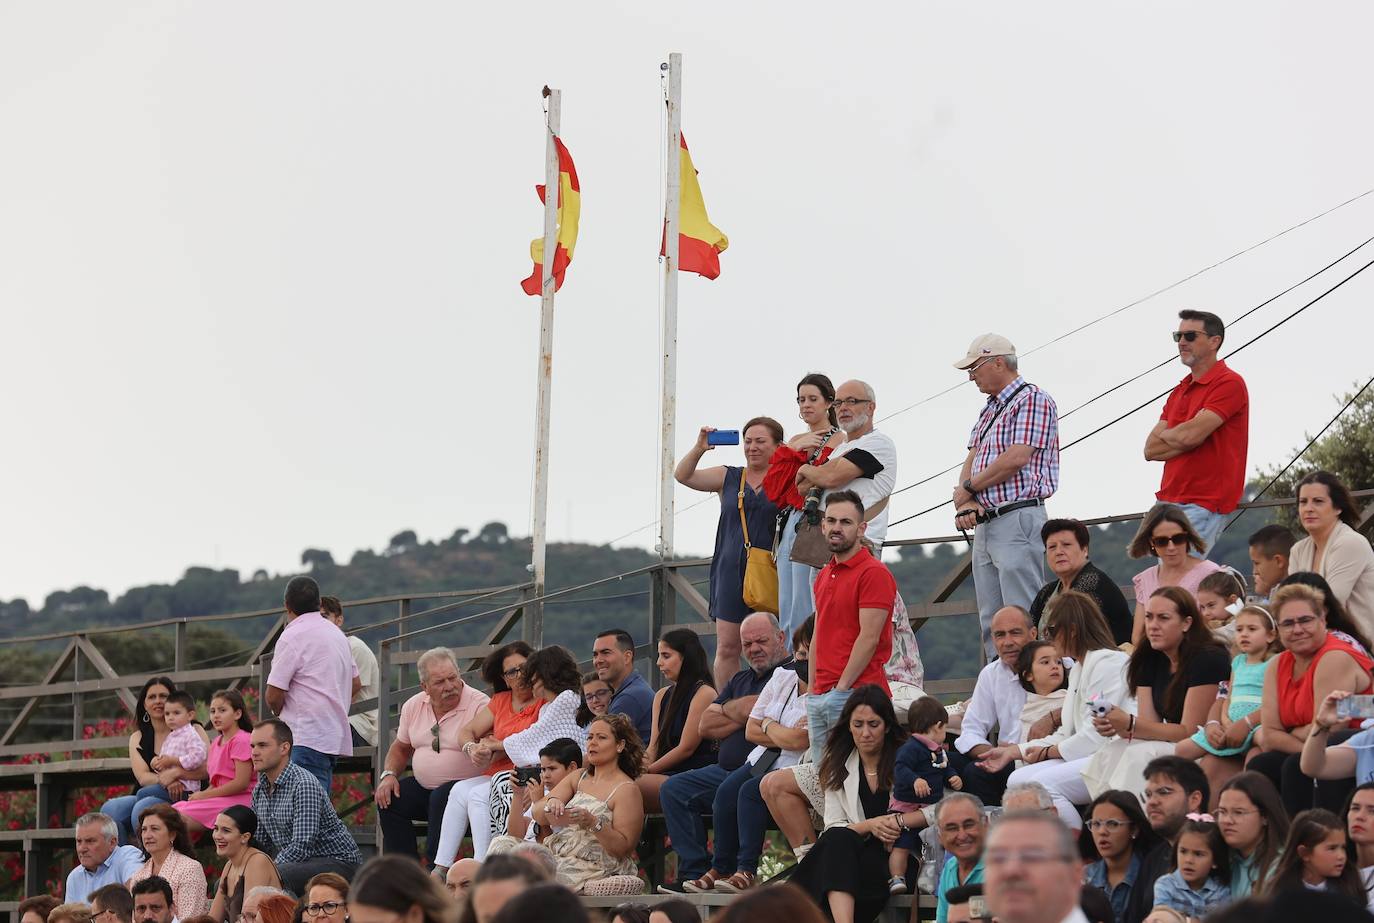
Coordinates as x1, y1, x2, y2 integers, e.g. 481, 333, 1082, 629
1198, 568, 1248, 645
1177, 605, 1278, 761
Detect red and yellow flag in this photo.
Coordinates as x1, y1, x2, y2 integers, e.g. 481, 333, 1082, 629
663, 133, 729, 279
521, 137, 580, 295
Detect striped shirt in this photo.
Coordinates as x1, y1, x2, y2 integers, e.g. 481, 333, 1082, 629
966, 376, 1059, 508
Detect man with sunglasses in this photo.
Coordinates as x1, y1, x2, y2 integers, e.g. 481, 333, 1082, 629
1144, 310, 1249, 556
953, 334, 1061, 661
376, 646, 490, 865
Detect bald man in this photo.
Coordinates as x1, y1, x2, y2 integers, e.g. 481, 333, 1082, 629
445, 858, 481, 901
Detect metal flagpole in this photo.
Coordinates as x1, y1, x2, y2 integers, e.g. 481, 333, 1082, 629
658, 54, 682, 567
528, 85, 561, 646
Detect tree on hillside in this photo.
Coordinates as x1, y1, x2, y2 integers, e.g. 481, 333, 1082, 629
1249, 383, 1374, 531
301, 548, 335, 570
387, 530, 418, 555
477, 522, 509, 545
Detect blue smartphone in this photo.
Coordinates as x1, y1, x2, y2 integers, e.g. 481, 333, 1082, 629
707, 429, 740, 446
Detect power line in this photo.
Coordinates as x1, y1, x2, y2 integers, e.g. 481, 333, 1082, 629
877, 186, 1374, 425
884, 250, 1374, 531
1222, 375, 1374, 532
887, 232, 1374, 501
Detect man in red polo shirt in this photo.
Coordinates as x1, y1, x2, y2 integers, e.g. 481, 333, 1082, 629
806, 489, 897, 764
1144, 309, 1249, 557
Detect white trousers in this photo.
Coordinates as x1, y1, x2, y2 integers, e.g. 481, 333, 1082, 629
433, 776, 494, 866
1006, 756, 1091, 829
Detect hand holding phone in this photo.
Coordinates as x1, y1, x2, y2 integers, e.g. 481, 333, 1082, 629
1336, 695, 1374, 721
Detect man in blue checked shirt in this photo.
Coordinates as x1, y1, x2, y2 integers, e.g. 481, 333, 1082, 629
250, 718, 361, 895
952, 334, 1061, 662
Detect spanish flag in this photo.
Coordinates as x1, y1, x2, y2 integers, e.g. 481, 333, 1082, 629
664, 133, 729, 279
520, 137, 580, 295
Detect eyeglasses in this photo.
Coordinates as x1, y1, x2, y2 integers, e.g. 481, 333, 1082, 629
1172, 330, 1214, 343
984, 849, 1075, 867
1213, 808, 1256, 820
834, 397, 873, 408
1277, 615, 1319, 632
939, 819, 982, 835
502, 666, 525, 679
430, 722, 441, 753
584, 689, 612, 701
966, 356, 999, 375
1086, 819, 1130, 832
1151, 534, 1191, 549
304, 903, 345, 917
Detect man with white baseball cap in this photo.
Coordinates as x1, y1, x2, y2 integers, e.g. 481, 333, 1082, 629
952, 334, 1061, 661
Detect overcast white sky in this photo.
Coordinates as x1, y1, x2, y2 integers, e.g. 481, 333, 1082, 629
4, 2, 1373, 607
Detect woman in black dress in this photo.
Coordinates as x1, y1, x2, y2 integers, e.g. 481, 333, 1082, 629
790, 685, 907, 923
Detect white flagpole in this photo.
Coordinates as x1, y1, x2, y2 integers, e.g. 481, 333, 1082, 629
528, 85, 561, 643
658, 53, 682, 563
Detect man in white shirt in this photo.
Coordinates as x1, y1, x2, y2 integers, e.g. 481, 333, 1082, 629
983, 812, 1086, 923
949, 606, 1037, 806
321, 595, 379, 747
794, 379, 898, 549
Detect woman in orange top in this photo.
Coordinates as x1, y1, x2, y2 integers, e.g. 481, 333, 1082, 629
1251, 582, 1373, 815
432, 641, 543, 871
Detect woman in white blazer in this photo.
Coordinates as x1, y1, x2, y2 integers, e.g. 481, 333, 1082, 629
789, 685, 906, 923
1290, 471, 1374, 637
977, 592, 1132, 828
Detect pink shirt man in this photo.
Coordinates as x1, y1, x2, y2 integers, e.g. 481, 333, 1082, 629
267, 611, 358, 756
397, 684, 490, 789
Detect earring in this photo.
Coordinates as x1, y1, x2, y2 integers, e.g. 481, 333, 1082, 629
142, 712, 151, 724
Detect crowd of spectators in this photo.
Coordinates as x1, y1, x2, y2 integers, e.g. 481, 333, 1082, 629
22, 312, 1374, 923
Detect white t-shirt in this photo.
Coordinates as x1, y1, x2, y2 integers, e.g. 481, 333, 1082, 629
747, 668, 808, 769
823, 428, 897, 545
348, 634, 380, 745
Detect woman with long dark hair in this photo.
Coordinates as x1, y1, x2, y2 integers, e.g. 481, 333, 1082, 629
208, 806, 280, 923
789, 685, 907, 923
101, 676, 208, 845
1342, 781, 1374, 907
1081, 790, 1161, 922
1216, 772, 1290, 898
539, 713, 646, 893
764, 373, 845, 646
1084, 587, 1228, 801
1290, 471, 1374, 635
979, 592, 1131, 828
637, 629, 716, 812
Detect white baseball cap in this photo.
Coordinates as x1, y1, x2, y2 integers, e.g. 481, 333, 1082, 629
953, 333, 1017, 370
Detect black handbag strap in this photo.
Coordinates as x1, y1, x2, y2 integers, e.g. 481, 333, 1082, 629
974, 382, 1031, 448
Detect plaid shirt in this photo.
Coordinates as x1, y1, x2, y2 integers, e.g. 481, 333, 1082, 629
966, 376, 1059, 508
252, 760, 361, 867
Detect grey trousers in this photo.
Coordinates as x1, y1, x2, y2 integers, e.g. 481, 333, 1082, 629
972, 505, 1047, 661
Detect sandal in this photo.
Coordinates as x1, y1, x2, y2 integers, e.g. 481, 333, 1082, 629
713, 871, 757, 893
682, 869, 723, 893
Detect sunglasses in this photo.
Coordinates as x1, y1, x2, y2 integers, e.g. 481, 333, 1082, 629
431, 722, 441, 753
1172, 330, 1214, 343
1151, 534, 1191, 549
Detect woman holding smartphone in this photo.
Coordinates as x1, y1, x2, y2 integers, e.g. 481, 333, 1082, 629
675, 417, 783, 689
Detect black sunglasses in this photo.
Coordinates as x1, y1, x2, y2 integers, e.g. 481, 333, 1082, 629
1172, 330, 1214, 343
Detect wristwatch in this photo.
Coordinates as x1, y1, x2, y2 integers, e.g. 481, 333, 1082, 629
962, 479, 975, 494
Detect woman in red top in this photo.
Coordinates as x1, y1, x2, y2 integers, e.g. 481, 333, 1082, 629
1252, 582, 1373, 815
763, 373, 846, 649
432, 641, 543, 870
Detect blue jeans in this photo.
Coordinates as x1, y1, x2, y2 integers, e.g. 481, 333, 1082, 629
661, 763, 772, 879
776, 509, 818, 649
972, 504, 1047, 662
1178, 503, 1227, 558
806, 688, 853, 766
101, 783, 171, 845
291, 746, 337, 793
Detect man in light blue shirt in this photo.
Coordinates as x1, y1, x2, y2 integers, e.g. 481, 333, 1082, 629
65, 812, 144, 903
935, 793, 988, 923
